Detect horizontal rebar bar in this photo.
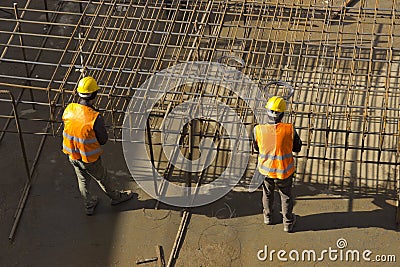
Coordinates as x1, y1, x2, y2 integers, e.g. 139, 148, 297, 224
0, 0, 399, 197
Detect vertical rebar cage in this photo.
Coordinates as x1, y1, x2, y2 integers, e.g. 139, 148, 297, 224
0, 0, 399, 199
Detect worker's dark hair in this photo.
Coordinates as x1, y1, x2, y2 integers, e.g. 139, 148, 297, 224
79, 91, 98, 101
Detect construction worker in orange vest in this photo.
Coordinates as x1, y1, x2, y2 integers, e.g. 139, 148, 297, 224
253, 96, 302, 232
62, 76, 133, 215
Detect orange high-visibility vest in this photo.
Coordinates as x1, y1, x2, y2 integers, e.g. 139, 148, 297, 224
62, 103, 102, 163
254, 123, 295, 179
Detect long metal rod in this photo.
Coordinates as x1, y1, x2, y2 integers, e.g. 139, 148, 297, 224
0, 0, 64, 142
0, 90, 31, 241
0, 0, 32, 60
12, 3, 35, 110
0, 0, 398, 221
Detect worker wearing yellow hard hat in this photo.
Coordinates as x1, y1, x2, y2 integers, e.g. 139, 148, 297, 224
62, 76, 133, 215
253, 96, 302, 232
77, 76, 100, 97
265, 96, 286, 122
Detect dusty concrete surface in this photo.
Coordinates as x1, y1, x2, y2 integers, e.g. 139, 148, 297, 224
0, 0, 400, 266
0, 136, 399, 266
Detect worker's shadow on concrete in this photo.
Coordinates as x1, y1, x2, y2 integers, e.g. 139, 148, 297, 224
103, 193, 161, 213
189, 181, 398, 232
190, 188, 264, 219
294, 205, 397, 233
292, 183, 398, 232
105, 172, 398, 232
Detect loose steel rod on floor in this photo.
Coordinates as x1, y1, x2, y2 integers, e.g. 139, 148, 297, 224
1, 1, 400, 243
0, 90, 31, 241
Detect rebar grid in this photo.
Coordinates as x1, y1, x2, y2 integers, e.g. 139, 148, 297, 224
1, 0, 400, 197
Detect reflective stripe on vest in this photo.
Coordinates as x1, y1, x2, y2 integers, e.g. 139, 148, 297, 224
63, 131, 98, 144
258, 153, 293, 160
258, 162, 295, 175
255, 123, 295, 179
62, 144, 102, 157
62, 103, 102, 163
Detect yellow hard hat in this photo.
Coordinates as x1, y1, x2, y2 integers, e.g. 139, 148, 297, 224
265, 96, 286, 113
77, 76, 99, 94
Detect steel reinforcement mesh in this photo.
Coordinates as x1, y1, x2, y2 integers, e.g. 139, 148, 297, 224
0, 0, 400, 197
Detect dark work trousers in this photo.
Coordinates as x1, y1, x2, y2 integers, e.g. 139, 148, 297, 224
69, 157, 121, 209
262, 174, 295, 226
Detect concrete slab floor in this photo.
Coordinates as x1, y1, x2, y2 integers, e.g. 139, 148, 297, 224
0, 0, 399, 266
0, 135, 399, 267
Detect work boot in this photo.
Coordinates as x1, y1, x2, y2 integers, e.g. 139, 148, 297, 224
283, 215, 296, 233
85, 196, 99, 216
111, 190, 134, 205
264, 215, 272, 225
